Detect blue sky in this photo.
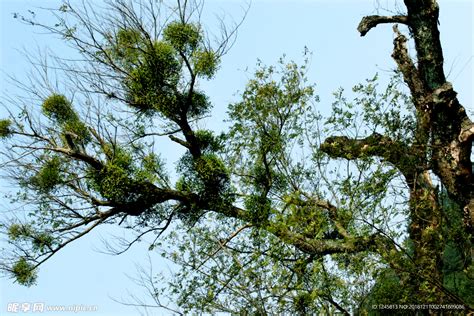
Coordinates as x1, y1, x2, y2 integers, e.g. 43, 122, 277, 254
0, 0, 472, 315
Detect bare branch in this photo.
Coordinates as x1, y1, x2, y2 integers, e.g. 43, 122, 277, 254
168, 135, 190, 149
357, 15, 409, 36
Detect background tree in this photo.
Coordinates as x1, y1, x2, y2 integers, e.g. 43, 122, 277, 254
0, 0, 472, 314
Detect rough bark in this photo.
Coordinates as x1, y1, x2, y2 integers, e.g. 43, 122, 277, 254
322, 0, 473, 305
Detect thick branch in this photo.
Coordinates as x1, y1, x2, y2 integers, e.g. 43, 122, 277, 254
459, 122, 474, 144
391, 25, 425, 104
324, 132, 409, 164
270, 224, 382, 256
312, 199, 350, 238
169, 135, 191, 149
404, 0, 445, 90
108, 183, 201, 217
320, 133, 421, 186
357, 15, 409, 36
288, 196, 350, 239
211, 202, 381, 256
21, 145, 103, 170
178, 116, 202, 158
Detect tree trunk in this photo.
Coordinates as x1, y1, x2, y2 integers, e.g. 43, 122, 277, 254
323, 0, 473, 305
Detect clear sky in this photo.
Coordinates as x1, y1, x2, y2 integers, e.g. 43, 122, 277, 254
0, 0, 472, 315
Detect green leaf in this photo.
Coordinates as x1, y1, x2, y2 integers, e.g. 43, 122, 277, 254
12, 257, 37, 287
163, 21, 201, 53
0, 119, 13, 138
42, 94, 78, 124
